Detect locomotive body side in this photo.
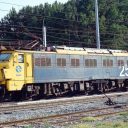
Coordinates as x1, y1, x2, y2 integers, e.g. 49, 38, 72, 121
33, 50, 128, 83
31, 48, 128, 96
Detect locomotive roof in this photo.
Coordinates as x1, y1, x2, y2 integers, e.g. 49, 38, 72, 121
55, 48, 128, 56
2, 46, 128, 56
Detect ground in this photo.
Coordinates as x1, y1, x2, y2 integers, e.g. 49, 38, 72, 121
21, 111, 128, 128
68, 111, 128, 128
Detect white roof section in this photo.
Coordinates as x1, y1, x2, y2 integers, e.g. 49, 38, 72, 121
13, 46, 128, 56
54, 46, 128, 55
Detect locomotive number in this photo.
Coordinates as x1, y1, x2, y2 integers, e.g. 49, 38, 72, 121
120, 66, 128, 77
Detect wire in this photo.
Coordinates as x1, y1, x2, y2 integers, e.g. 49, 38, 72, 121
0, 23, 127, 35
0, 29, 127, 38
0, 39, 127, 50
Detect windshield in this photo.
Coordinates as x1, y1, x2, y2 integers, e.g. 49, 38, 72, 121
0, 53, 12, 61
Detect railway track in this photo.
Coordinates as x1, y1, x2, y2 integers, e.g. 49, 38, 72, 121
47, 105, 128, 126
0, 104, 128, 127
0, 92, 127, 127
0, 92, 127, 114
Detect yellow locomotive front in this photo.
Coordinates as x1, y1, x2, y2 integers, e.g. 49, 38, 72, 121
0, 50, 33, 100
0, 51, 13, 87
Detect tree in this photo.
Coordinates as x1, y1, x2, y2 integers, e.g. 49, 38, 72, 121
0, 0, 127, 49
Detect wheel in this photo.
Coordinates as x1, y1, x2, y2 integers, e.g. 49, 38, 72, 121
0, 86, 5, 102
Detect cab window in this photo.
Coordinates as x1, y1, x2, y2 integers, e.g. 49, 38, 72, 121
18, 54, 24, 63
0, 53, 12, 61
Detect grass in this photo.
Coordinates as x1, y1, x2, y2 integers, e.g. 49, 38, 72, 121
81, 116, 101, 122
69, 123, 93, 128
69, 121, 128, 128
96, 121, 128, 128
119, 111, 128, 117
69, 111, 128, 128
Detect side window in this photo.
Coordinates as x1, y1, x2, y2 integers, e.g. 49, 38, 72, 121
46, 58, 51, 66
103, 59, 113, 67
57, 58, 66, 67
34, 57, 51, 67
85, 59, 97, 67
18, 54, 24, 63
35, 58, 41, 66
118, 60, 124, 66
71, 58, 80, 67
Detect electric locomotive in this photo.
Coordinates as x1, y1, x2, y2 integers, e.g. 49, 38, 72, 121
0, 46, 127, 100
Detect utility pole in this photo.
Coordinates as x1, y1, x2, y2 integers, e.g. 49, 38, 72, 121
42, 19, 47, 47
43, 26, 47, 47
95, 0, 100, 49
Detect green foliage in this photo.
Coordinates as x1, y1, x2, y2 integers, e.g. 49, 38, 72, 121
0, 0, 127, 49
70, 122, 128, 128
70, 123, 93, 128
81, 116, 101, 122
23, 125, 33, 128
96, 122, 128, 128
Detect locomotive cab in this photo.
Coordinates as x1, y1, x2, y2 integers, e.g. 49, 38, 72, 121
0, 50, 33, 100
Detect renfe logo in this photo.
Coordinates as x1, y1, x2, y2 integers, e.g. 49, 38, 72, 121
16, 66, 22, 73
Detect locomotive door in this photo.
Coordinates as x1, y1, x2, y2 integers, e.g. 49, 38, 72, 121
14, 54, 25, 90
24, 54, 33, 83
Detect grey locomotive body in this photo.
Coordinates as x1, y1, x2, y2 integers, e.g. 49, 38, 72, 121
33, 47, 128, 82
32, 47, 128, 94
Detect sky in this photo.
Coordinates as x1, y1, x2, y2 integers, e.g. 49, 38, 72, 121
0, 0, 69, 19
